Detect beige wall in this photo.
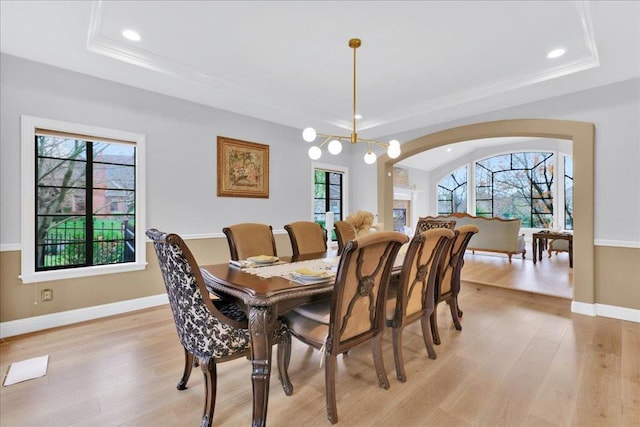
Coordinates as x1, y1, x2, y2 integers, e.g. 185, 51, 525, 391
1, 228, 638, 324
377, 118, 639, 311
595, 246, 640, 309
0, 233, 293, 323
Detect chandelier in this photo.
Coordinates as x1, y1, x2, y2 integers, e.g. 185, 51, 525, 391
302, 38, 401, 164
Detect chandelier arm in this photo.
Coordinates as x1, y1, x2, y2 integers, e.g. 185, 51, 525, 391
316, 136, 334, 148
315, 133, 351, 142
357, 138, 390, 148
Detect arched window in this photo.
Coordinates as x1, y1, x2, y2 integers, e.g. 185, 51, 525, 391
437, 165, 467, 214
436, 150, 573, 230
475, 152, 554, 227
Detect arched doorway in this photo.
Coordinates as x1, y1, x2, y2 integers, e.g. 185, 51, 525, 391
377, 119, 594, 304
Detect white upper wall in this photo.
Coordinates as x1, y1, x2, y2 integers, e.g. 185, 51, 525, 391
356, 78, 640, 245
0, 54, 351, 246
1, 53, 639, 247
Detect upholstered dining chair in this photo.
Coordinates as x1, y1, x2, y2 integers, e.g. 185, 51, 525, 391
146, 229, 291, 426
278, 231, 409, 424
223, 222, 277, 261
385, 228, 455, 382
284, 221, 327, 259
430, 224, 479, 346
415, 216, 457, 233
334, 220, 357, 256
548, 238, 569, 258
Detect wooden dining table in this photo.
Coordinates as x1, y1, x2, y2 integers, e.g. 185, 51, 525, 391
199, 252, 404, 427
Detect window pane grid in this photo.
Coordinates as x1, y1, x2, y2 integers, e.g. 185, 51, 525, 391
314, 169, 343, 240
35, 134, 136, 271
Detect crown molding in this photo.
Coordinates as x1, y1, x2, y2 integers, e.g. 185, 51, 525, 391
86, 1, 600, 136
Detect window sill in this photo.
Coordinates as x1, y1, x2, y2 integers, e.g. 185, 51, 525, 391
20, 262, 147, 284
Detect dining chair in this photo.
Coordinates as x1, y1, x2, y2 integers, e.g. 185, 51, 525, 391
385, 228, 455, 382
547, 238, 569, 258
334, 220, 356, 256
284, 221, 327, 259
430, 224, 479, 345
278, 231, 409, 424
415, 216, 457, 233
146, 228, 291, 427
223, 222, 277, 261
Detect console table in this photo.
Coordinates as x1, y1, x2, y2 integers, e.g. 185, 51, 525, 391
532, 231, 573, 268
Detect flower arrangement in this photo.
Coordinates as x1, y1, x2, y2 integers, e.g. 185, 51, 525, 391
345, 210, 374, 236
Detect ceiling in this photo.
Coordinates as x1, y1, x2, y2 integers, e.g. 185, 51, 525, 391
1, 1, 638, 169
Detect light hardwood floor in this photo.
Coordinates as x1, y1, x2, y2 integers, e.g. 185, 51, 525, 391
461, 251, 574, 300
2, 282, 637, 426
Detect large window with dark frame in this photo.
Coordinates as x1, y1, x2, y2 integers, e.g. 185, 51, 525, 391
436, 151, 572, 230
35, 130, 136, 271
437, 165, 467, 214
475, 152, 554, 227
313, 168, 344, 240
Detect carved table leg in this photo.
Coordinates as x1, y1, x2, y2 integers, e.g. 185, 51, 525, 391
249, 305, 275, 427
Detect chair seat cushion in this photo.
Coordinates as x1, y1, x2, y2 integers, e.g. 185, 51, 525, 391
213, 299, 248, 323
283, 310, 329, 348
292, 300, 331, 324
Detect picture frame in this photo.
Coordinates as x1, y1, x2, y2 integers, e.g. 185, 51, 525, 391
217, 136, 269, 198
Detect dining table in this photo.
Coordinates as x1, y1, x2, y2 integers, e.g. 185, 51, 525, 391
199, 251, 404, 427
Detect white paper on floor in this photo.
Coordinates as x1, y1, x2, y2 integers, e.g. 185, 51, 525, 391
2, 355, 49, 386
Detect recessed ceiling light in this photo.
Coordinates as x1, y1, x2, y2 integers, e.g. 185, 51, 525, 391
446, 147, 452, 152
547, 48, 566, 59
122, 29, 141, 42
354, 114, 362, 119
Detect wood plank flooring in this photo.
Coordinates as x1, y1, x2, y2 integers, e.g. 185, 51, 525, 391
461, 251, 573, 299
2, 281, 637, 426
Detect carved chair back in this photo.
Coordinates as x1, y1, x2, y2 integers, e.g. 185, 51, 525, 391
391, 228, 455, 325
435, 224, 479, 300
415, 216, 457, 233
328, 231, 408, 355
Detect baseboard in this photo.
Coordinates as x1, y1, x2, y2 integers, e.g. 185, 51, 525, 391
0, 293, 168, 339
571, 301, 640, 323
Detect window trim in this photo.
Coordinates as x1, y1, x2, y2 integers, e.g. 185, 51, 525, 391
20, 115, 146, 283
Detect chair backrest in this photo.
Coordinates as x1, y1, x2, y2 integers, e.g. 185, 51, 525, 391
334, 220, 357, 256
328, 231, 409, 354
223, 223, 277, 261
146, 229, 248, 358
391, 228, 455, 324
415, 217, 457, 233
436, 224, 479, 300
285, 221, 327, 258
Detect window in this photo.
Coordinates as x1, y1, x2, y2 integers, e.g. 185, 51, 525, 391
564, 156, 573, 230
437, 165, 467, 214
475, 152, 554, 227
21, 116, 146, 283
313, 164, 347, 241
393, 208, 407, 232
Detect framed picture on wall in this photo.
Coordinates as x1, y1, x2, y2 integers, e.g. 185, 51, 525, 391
217, 136, 269, 198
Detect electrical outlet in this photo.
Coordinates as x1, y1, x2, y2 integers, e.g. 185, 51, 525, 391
41, 289, 53, 302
